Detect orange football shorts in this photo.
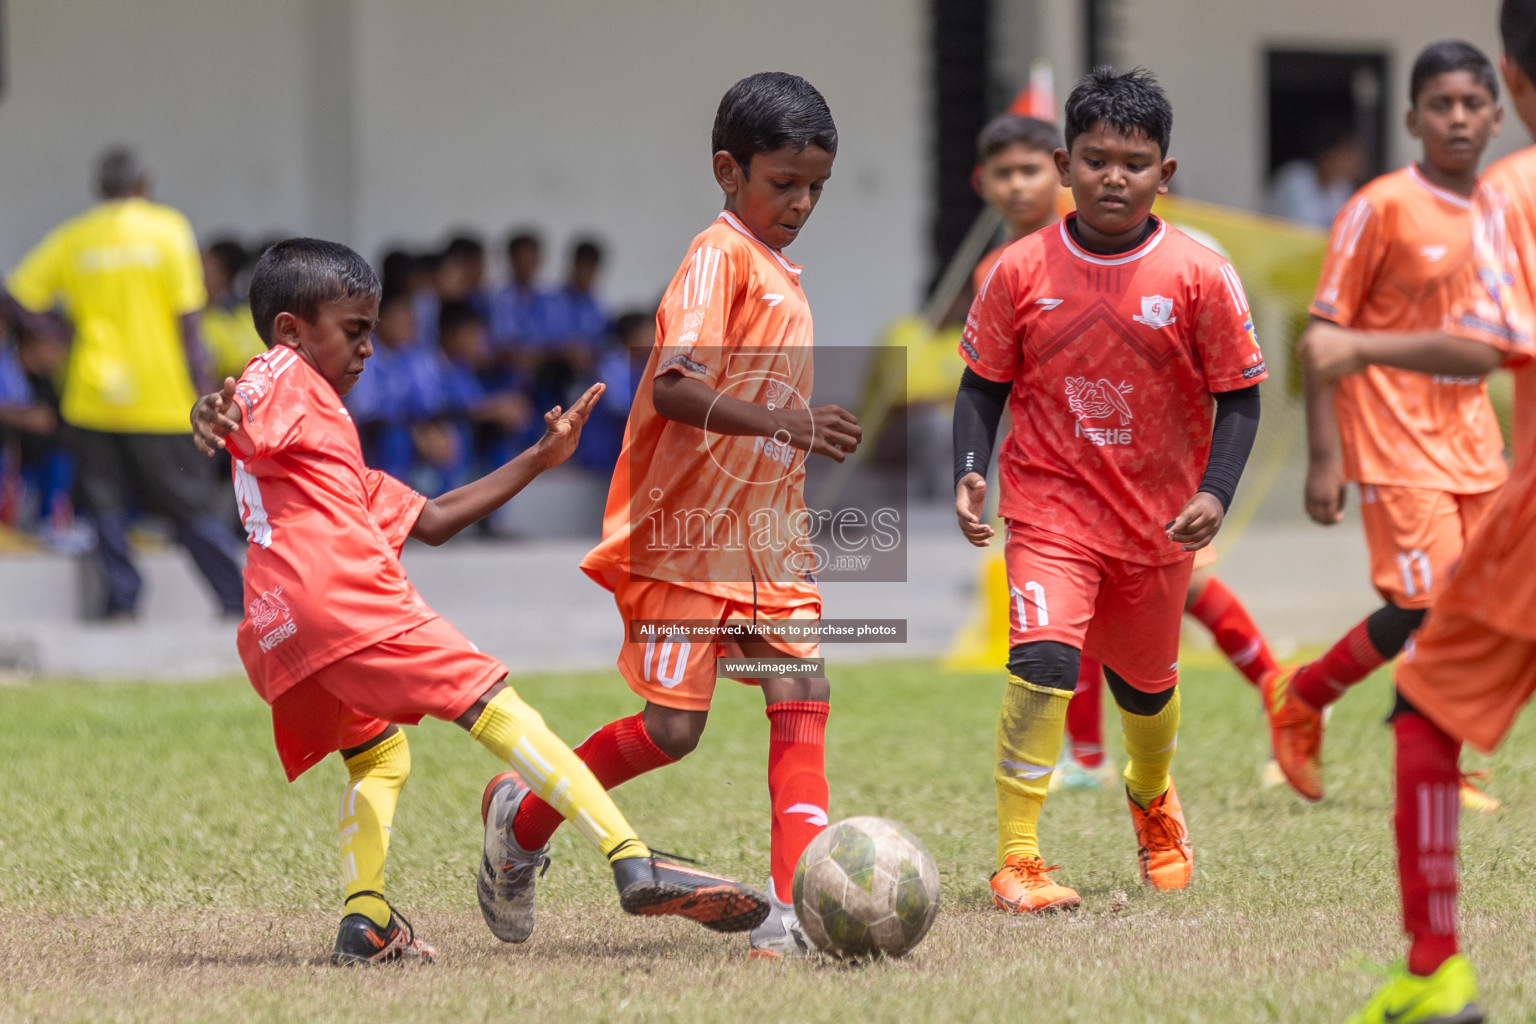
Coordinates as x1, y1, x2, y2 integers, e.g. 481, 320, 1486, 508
1358, 483, 1500, 608
1395, 606, 1536, 755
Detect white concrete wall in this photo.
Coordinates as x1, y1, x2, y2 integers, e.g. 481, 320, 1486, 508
0, 0, 929, 353
1113, 0, 1522, 211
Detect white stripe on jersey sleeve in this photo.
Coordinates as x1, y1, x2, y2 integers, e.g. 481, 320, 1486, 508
1219, 262, 1251, 316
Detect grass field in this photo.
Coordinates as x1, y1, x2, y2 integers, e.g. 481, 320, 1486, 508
3, 658, 1535, 1023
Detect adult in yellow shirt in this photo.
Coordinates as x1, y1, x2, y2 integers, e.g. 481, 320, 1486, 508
2, 148, 243, 618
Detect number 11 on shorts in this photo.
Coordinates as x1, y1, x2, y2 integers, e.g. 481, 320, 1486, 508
1011, 582, 1049, 630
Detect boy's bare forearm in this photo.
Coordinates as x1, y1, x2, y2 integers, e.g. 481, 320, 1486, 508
411, 449, 549, 545
1356, 331, 1503, 375
652, 371, 784, 436
1301, 363, 1340, 462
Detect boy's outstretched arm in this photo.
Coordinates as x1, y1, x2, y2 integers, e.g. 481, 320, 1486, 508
651, 371, 860, 461
191, 376, 242, 455
411, 383, 604, 545
1301, 322, 1504, 383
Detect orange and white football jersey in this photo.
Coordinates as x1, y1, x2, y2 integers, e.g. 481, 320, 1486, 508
581, 212, 820, 607
1311, 165, 1507, 491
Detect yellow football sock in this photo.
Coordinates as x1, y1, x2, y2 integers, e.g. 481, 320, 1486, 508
1121, 686, 1181, 809
995, 674, 1071, 868
339, 730, 410, 928
470, 688, 649, 861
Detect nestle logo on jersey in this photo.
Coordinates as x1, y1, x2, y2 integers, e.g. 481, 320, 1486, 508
1065, 376, 1135, 446
258, 620, 298, 652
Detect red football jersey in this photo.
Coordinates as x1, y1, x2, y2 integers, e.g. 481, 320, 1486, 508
226, 347, 434, 702
961, 215, 1268, 566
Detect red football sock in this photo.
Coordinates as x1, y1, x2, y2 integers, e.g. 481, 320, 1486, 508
1294, 619, 1384, 709
1394, 710, 1462, 976
511, 713, 675, 851
767, 700, 830, 900
1187, 577, 1277, 687
1065, 656, 1105, 768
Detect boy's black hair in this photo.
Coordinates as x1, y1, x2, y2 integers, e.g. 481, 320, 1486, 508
613, 310, 654, 343
206, 238, 248, 282
1502, 0, 1536, 84
438, 299, 483, 337
444, 233, 485, 261
379, 248, 418, 296
572, 237, 604, 266
1410, 40, 1498, 104
249, 238, 381, 346
711, 72, 837, 174
506, 231, 542, 256
1063, 66, 1172, 156
977, 114, 1062, 162
96, 146, 146, 199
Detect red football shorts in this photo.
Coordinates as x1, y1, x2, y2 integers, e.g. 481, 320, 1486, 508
1395, 607, 1536, 755
612, 577, 822, 712
1358, 483, 1500, 608
269, 615, 508, 781
1003, 521, 1192, 692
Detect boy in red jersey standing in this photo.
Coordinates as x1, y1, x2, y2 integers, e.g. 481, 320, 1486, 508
954, 68, 1266, 913
476, 72, 861, 959
1265, 41, 1506, 811
190, 239, 767, 965
1306, 4, 1536, 1018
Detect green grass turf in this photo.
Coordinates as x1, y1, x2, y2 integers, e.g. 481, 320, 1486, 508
2, 659, 1535, 1023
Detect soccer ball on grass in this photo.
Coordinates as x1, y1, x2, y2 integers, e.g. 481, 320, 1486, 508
791, 815, 940, 958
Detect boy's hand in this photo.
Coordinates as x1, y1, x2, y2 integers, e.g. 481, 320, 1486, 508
533, 382, 605, 469
781, 404, 862, 462
955, 472, 994, 547
1299, 322, 1365, 385
1166, 492, 1223, 551
191, 377, 241, 456
1304, 454, 1347, 525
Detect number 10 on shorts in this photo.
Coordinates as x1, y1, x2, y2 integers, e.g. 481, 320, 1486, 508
1011, 582, 1049, 630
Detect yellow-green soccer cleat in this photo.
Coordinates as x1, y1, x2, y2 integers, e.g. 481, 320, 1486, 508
1345, 955, 1483, 1024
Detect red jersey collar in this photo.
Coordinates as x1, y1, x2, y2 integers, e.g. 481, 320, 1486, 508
1057, 213, 1168, 266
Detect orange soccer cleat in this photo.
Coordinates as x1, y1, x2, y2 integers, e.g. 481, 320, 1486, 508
1260, 666, 1324, 801
990, 855, 1081, 913
1128, 780, 1193, 890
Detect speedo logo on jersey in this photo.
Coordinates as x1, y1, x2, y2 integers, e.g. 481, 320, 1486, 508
1065, 376, 1135, 446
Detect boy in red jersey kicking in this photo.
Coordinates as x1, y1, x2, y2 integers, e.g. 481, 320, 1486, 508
954, 67, 1267, 913
1306, 5, 1536, 1019
1265, 41, 1507, 812
190, 239, 766, 965
475, 72, 861, 959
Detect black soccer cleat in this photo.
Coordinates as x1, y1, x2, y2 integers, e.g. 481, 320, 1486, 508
331, 893, 436, 965
612, 851, 770, 933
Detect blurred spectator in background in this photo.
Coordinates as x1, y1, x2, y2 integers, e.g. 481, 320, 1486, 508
0, 324, 85, 550
489, 230, 552, 386
442, 233, 491, 322
0, 146, 243, 618
346, 289, 418, 481
541, 236, 608, 409
577, 308, 652, 475
200, 238, 264, 382
1266, 118, 1367, 227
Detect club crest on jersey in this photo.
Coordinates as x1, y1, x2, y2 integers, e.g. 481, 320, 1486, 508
1065, 376, 1134, 446
1132, 295, 1177, 329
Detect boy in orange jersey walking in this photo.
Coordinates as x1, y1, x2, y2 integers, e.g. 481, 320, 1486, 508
477, 72, 861, 959
954, 67, 1267, 913
1265, 41, 1507, 809
190, 239, 767, 966
1306, 5, 1536, 1019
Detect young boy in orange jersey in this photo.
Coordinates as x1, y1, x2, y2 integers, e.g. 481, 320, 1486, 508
954, 67, 1267, 912
189, 239, 767, 965
1306, 5, 1536, 1018
969, 112, 1279, 791
475, 72, 861, 959
1264, 41, 1506, 809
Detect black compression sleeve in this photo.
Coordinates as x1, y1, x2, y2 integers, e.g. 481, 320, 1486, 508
1197, 384, 1260, 512
953, 367, 1012, 487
